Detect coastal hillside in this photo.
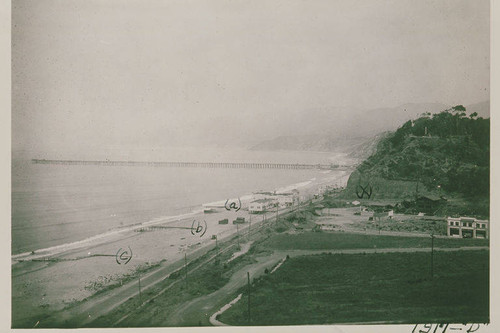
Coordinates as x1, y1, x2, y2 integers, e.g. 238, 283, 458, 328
345, 132, 389, 160
249, 101, 489, 154
250, 103, 449, 152
250, 135, 374, 154
342, 105, 490, 217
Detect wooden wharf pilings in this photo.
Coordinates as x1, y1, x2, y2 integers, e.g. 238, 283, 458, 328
32, 159, 347, 170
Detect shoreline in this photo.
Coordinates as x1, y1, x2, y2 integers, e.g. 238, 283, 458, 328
11, 169, 352, 327
12, 169, 350, 262
11, 209, 202, 261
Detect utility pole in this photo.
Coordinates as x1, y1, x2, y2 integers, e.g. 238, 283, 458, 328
415, 173, 420, 201
248, 214, 251, 241
247, 272, 251, 325
214, 235, 218, 255
184, 252, 188, 289
236, 223, 240, 247
138, 275, 142, 303
431, 234, 435, 279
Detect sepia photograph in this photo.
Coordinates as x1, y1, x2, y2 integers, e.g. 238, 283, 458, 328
10, 0, 492, 330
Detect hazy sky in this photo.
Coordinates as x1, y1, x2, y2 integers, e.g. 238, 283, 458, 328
12, 0, 490, 152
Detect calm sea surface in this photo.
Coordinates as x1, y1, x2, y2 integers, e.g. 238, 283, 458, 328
12, 148, 352, 254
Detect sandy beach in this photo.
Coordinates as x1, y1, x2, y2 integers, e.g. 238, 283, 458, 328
11, 170, 351, 326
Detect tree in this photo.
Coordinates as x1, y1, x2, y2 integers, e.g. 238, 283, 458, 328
452, 105, 466, 112
447, 105, 467, 135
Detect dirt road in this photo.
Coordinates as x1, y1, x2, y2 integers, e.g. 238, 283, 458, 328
165, 251, 286, 326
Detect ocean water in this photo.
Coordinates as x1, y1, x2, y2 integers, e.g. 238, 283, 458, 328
12, 148, 352, 255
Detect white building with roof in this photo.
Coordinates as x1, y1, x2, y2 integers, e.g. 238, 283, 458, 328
447, 217, 489, 239
249, 198, 276, 213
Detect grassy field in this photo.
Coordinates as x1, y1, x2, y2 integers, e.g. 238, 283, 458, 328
220, 250, 489, 325
261, 232, 489, 250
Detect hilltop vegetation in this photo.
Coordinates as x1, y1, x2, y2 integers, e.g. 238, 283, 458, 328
342, 105, 489, 215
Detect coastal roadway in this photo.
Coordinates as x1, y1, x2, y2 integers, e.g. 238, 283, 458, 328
110, 205, 300, 327
36, 219, 488, 327
162, 246, 490, 327
36, 203, 298, 328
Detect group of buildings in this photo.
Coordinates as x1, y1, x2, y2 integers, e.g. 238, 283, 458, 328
317, 204, 490, 239
248, 190, 300, 213
246, 183, 343, 214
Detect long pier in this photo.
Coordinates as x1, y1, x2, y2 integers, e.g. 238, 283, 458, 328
31, 159, 349, 170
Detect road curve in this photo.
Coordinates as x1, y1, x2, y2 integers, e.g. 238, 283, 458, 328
162, 246, 489, 327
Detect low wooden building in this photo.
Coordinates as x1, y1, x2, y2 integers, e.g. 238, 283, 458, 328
415, 195, 447, 215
